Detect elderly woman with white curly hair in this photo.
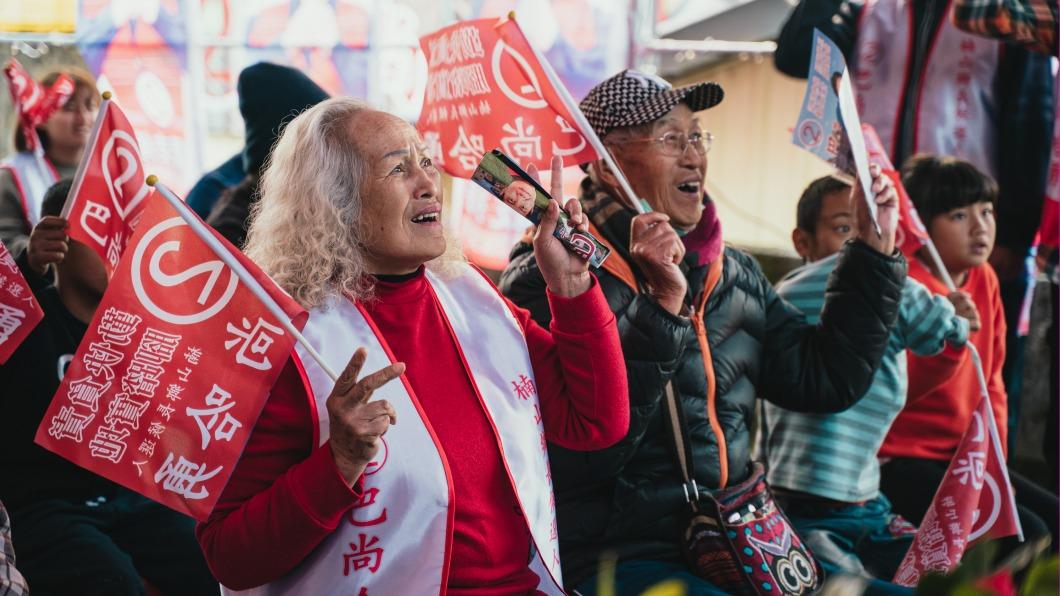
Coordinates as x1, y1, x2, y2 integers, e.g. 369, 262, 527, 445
194, 97, 630, 595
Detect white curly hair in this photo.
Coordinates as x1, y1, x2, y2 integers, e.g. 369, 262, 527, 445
244, 97, 463, 310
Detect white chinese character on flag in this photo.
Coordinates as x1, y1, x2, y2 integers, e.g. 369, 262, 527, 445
186, 385, 244, 449
225, 317, 283, 371
154, 452, 223, 500
499, 117, 541, 162
0, 303, 26, 344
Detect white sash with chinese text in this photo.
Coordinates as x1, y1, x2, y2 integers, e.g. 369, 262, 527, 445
0, 151, 59, 227
226, 263, 562, 595
853, 0, 999, 178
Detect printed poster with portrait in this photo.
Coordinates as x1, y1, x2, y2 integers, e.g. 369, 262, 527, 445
77, 0, 197, 194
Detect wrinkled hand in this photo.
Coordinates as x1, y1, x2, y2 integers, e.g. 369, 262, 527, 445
947, 290, 981, 332
854, 164, 898, 255
630, 212, 687, 315
27, 216, 69, 276
532, 156, 592, 298
326, 348, 404, 486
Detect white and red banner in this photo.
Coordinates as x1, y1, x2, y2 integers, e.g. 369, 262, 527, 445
418, 16, 597, 178
893, 392, 1021, 586
63, 99, 152, 276
3, 58, 74, 153
35, 194, 307, 520
863, 124, 930, 259
0, 240, 44, 364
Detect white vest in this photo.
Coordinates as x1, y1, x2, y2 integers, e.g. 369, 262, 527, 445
0, 150, 59, 227
853, 0, 1000, 178
226, 264, 563, 596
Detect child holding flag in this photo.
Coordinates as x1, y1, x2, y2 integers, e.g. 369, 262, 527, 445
0, 180, 216, 595
762, 174, 971, 592
879, 155, 1059, 555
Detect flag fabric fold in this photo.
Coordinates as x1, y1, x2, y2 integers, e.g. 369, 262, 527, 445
417, 17, 598, 178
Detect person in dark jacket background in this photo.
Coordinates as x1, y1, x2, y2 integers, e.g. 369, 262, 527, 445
203, 62, 329, 247
500, 70, 907, 595
773, 0, 1055, 441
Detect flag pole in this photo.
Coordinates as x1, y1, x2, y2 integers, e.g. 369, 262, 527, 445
60, 91, 112, 220
149, 178, 339, 382
917, 229, 1023, 542
505, 12, 647, 214
967, 342, 1025, 542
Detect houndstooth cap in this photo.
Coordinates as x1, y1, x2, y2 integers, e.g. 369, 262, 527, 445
579, 69, 724, 139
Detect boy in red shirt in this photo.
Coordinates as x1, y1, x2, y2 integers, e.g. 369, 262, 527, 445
879, 155, 1058, 553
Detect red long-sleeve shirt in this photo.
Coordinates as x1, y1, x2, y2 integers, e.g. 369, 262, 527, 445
880, 260, 1007, 461
196, 271, 628, 593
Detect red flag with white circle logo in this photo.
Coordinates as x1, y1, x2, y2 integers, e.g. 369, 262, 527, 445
893, 393, 1021, 586
35, 195, 307, 520
0, 239, 44, 364
62, 99, 152, 277
417, 17, 597, 178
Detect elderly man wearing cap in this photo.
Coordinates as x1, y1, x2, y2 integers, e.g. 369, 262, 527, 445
500, 70, 905, 594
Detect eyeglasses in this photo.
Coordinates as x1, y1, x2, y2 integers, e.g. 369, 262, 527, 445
609, 131, 714, 157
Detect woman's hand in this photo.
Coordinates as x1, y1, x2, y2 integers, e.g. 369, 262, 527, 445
533, 156, 592, 298
27, 216, 69, 276
326, 348, 404, 486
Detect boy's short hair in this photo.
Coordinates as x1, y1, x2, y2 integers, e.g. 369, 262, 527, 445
796, 175, 851, 233
41, 179, 73, 218
901, 154, 997, 222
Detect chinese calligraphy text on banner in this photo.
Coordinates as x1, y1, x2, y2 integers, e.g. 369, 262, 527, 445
417, 17, 596, 178
893, 393, 1020, 586
64, 99, 150, 277
0, 241, 44, 365
35, 195, 307, 520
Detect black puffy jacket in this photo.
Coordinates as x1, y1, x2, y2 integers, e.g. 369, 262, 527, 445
499, 194, 906, 587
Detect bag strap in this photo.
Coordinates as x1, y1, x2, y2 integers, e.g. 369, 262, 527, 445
663, 255, 725, 511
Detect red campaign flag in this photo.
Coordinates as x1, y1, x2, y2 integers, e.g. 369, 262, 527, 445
862, 125, 930, 259
417, 17, 598, 178
62, 99, 152, 277
0, 240, 44, 364
34, 194, 308, 521
3, 59, 75, 153
893, 393, 1021, 586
